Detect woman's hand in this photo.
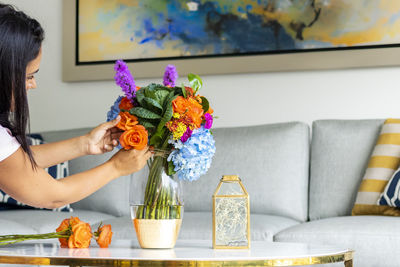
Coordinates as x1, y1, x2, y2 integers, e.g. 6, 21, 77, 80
109, 147, 153, 177
84, 116, 123, 155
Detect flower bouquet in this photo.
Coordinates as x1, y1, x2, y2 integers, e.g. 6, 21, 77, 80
107, 61, 215, 248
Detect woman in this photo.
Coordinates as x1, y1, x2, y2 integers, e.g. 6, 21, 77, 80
0, 3, 152, 209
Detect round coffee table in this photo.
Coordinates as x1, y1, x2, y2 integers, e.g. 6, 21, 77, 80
0, 239, 353, 266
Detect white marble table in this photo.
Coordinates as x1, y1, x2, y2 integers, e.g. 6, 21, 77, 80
0, 239, 353, 266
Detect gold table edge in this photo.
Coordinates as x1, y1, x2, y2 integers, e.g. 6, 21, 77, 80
0, 250, 354, 266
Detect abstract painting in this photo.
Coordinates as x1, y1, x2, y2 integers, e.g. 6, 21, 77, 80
77, 0, 400, 64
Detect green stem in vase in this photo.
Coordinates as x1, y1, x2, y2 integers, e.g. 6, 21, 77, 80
136, 133, 183, 220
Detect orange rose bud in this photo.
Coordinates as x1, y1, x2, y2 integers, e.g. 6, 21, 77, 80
68, 222, 92, 249
119, 125, 148, 150
117, 112, 138, 131
119, 97, 133, 111
185, 86, 194, 97
96, 224, 113, 248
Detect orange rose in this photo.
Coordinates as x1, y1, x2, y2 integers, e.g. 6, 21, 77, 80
172, 96, 189, 114
56, 217, 85, 248
96, 224, 113, 248
68, 222, 92, 249
119, 97, 133, 111
117, 112, 138, 131
119, 125, 148, 150
56, 218, 70, 248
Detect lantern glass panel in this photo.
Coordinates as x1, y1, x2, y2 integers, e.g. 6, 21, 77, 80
215, 196, 249, 247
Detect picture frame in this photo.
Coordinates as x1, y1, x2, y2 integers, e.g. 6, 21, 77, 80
63, 0, 400, 82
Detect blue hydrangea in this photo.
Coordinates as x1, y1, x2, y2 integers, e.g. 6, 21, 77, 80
168, 126, 216, 181
107, 96, 123, 122
107, 96, 123, 150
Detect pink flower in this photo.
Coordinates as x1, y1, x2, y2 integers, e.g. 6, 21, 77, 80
204, 113, 213, 129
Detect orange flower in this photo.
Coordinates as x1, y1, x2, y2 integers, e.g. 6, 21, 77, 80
56, 218, 70, 248
56, 217, 90, 248
68, 221, 92, 249
119, 97, 133, 111
95, 224, 113, 248
119, 125, 148, 150
117, 112, 138, 131
172, 96, 189, 114
186, 97, 204, 128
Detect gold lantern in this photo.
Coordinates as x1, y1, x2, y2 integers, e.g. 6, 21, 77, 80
212, 175, 250, 249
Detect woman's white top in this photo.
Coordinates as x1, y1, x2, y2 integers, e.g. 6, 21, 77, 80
0, 124, 20, 162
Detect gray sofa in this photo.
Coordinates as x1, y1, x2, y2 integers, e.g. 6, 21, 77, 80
1, 119, 398, 266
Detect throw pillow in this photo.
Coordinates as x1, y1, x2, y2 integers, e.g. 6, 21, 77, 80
0, 135, 73, 212
352, 118, 400, 216
378, 167, 400, 208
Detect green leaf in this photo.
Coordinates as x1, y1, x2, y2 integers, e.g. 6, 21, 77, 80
155, 91, 177, 133
163, 91, 176, 111
143, 97, 163, 113
138, 119, 156, 130
149, 134, 162, 147
157, 102, 173, 133
130, 107, 161, 119
167, 161, 176, 176
200, 96, 209, 113
188, 73, 203, 93
149, 128, 165, 147
135, 89, 145, 106
154, 90, 170, 106
144, 88, 157, 100
181, 83, 187, 98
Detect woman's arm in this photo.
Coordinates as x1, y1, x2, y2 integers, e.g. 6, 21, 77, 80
30, 136, 87, 168
30, 117, 122, 168
0, 146, 151, 209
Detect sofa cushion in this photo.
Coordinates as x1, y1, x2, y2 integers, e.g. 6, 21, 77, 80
92, 212, 300, 242
352, 119, 400, 216
1, 209, 114, 233
309, 119, 384, 220
40, 128, 132, 217
0, 219, 38, 234
274, 216, 400, 267
167, 122, 310, 222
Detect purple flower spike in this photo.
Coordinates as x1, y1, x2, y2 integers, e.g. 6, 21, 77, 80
114, 60, 136, 101
163, 64, 178, 87
114, 60, 128, 72
204, 113, 213, 129
181, 127, 193, 143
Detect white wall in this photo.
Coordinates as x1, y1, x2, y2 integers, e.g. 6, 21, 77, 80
8, 0, 400, 133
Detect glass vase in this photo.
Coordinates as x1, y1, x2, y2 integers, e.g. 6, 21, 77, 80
130, 155, 183, 249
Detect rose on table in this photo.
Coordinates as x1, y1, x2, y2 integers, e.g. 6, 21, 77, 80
0, 216, 113, 248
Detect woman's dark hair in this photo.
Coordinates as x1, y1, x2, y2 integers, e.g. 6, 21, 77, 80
0, 3, 44, 167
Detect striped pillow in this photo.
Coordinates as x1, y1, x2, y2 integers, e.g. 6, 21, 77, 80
378, 168, 400, 208
352, 119, 400, 216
